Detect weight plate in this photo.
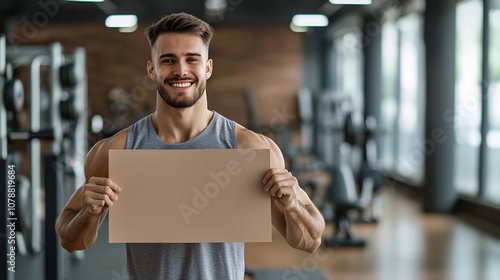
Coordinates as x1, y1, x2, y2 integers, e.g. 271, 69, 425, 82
3, 79, 25, 111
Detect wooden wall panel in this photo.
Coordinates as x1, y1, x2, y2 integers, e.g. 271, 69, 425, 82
12, 22, 303, 133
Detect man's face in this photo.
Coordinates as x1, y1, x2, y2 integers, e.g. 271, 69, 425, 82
148, 32, 213, 108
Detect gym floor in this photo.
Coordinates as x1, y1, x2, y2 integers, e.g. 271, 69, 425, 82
14, 188, 500, 280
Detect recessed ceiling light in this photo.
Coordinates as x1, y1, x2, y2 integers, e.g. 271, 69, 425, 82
105, 15, 138, 28
292, 14, 329, 27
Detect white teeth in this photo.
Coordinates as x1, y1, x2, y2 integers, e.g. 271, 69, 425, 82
171, 82, 191, 88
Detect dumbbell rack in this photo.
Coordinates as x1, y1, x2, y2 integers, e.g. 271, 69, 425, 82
1, 34, 15, 280
1, 35, 88, 280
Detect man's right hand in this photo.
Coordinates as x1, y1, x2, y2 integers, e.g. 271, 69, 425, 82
84, 177, 121, 215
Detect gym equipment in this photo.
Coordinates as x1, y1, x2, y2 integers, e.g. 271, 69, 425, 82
285, 88, 327, 174
321, 111, 387, 246
3, 77, 24, 112
292, 89, 384, 247
1, 34, 15, 280
354, 115, 388, 223
6, 43, 62, 257
323, 159, 374, 247
2, 36, 88, 280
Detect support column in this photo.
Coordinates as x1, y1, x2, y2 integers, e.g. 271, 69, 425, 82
423, 0, 457, 212
363, 13, 382, 123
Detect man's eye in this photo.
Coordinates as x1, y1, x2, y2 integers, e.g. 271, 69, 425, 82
187, 58, 199, 63
162, 59, 174, 64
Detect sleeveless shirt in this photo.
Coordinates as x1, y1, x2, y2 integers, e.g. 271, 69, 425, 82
124, 111, 244, 280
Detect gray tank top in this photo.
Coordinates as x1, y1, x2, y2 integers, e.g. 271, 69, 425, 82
125, 111, 244, 280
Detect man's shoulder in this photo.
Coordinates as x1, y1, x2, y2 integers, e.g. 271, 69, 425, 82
235, 123, 285, 168
235, 123, 274, 149
95, 128, 129, 152
84, 128, 128, 178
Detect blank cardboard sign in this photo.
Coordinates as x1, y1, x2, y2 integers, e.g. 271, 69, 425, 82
108, 149, 271, 243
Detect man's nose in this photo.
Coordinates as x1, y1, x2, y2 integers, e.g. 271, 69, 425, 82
173, 61, 189, 77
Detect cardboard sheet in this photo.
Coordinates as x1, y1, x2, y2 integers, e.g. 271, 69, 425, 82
108, 149, 271, 243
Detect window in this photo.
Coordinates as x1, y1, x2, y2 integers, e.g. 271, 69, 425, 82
485, 2, 500, 203
454, 0, 483, 196
334, 27, 364, 114
380, 20, 399, 170
394, 13, 426, 183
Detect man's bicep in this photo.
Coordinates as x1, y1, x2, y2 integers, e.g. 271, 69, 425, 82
84, 140, 110, 181
267, 138, 286, 169
84, 129, 128, 181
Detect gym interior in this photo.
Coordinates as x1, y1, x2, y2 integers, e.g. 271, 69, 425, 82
1, 0, 500, 279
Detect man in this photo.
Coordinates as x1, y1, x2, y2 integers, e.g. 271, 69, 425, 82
56, 12, 324, 279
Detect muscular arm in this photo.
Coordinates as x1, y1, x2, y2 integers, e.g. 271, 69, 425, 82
55, 130, 126, 252
237, 125, 325, 253
56, 186, 108, 252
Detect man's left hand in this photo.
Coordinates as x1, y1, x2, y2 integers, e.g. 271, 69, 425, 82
262, 168, 299, 211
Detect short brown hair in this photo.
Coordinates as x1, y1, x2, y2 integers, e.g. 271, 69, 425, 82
145, 13, 214, 48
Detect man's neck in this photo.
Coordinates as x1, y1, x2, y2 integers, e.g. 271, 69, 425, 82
152, 97, 214, 144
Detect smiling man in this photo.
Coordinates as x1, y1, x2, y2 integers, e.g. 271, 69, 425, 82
56, 12, 325, 280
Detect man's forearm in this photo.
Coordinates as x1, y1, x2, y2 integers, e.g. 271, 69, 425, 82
284, 201, 324, 253
56, 207, 108, 252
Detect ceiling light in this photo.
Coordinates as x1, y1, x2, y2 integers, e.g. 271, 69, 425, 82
329, 0, 372, 5
65, 0, 105, 2
292, 14, 329, 27
105, 15, 138, 28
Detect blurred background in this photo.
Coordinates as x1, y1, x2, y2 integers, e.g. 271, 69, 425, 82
1, 0, 500, 279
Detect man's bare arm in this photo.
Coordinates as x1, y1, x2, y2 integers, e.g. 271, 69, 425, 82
236, 125, 325, 253
55, 130, 126, 252
263, 143, 324, 253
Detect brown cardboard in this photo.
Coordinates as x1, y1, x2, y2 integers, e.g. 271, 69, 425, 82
108, 149, 271, 243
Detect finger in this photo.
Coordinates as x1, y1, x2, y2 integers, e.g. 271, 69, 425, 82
263, 172, 293, 192
85, 184, 119, 201
101, 186, 119, 201
103, 194, 115, 207
91, 193, 115, 207
89, 177, 122, 193
262, 168, 288, 185
268, 179, 295, 197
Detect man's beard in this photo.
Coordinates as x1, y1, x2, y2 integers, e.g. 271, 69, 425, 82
157, 80, 205, 108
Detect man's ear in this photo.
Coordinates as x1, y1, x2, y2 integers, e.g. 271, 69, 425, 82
206, 59, 213, 80
147, 61, 155, 81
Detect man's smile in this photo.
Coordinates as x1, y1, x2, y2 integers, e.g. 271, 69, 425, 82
166, 80, 194, 92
